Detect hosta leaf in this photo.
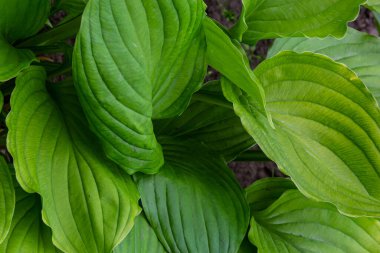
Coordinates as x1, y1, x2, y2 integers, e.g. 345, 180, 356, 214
367, 0, 380, 12
233, 0, 364, 43
222, 51, 380, 217
0, 0, 50, 81
246, 178, 296, 212
73, 0, 207, 174
203, 17, 271, 125
0, 40, 36, 82
136, 138, 249, 253
114, 215, 166, 253
154, 81, 254, 162
7, 67, 141, 253
0, 0, 50, 43
249, 190, 380, 253
0, 184, 59, 253
0, 157, 15, 243
269, 28, 380, 104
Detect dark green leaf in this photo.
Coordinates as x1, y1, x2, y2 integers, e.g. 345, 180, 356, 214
222, 51, 380, 217
246, 178, 296, 212
0, 157, 15, 243
269, 28, 380, 104
0, 0, 50, 81
136, 138, 250, 253
0, 184, 59, 253
249, 190, 380, 252
154, 82, 255, 162
73, 0, 207, 174
7, 67, 141, 252
114, 215, 166, 253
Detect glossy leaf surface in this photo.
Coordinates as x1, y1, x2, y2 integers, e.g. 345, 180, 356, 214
234, 0, 364, 43
249, 190, 380, 253
222, 51, 380, 217
7, 67, 141, 253
114, 215, 166, 253
155, 82, 254, 162
0, 157, 14, 243
0, 184, 59, 253
269, 28, 380, 104
73, 0, 207, 174
136, 138, 249, 253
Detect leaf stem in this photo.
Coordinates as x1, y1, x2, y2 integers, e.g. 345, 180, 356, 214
16, 15, 81, 48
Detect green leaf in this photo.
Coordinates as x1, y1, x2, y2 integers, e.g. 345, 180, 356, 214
0, 0, 50, 43
136, 138, 250, 253
246, 178, 296, 212
203, 17, 272, 125
235, 0, 364, 43
7, 67, 141, 253
0, 183, 59, 253
114, 214, 166, 253
269, 28, 380, 104
222, 51, 380, 217
154, 81, 255, 162
0, 0, 50, 81
0, 157, 15, 243
366, 0, 380, 12
0, 40, 36, 82
249, 190, 380, 253
73, 0, 207, 174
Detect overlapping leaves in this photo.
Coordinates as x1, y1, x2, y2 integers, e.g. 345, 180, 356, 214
223, 51, 380, 217
73, 0, 207, 174
268, 28, 380, 104
0, 0, 50, 81
7, 67, 141, 252
247, 179, 380, 253
135, 138, 250, 253
0, 157, 14, 244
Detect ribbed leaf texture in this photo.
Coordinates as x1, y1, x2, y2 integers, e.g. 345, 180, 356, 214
269, 28, 380, 104
73, 0, 207, 174
232, 0, 364, 43
136, 138, 250, 253
0, 183, 59, 253
0, 157, 15, 243
223, 51, 380, 217
249, 189, 380, 252
7, 67, 141, 253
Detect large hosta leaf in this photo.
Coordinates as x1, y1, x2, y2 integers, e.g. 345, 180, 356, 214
7, 67, 141, 252
136, 138, 249, 253
0, 0, 50, 81
232, 0, 364, 43
0, 183, 59, 253
0, 157, 15, 243
222, 51, 380, 217
73, 0, 207, 174
114, 215, 166, 253
269, 28, 380, 103
154, 81, 254, 162
249, 189, 380, 252
204, 18, 271, 124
